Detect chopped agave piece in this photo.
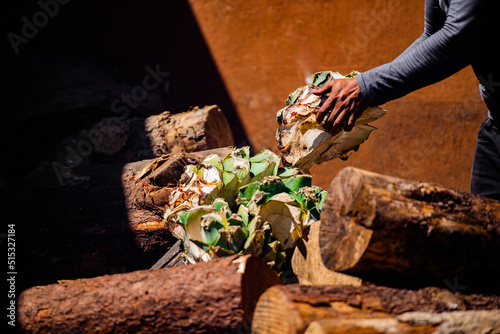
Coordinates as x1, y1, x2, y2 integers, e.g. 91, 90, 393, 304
276, 71, 387, 172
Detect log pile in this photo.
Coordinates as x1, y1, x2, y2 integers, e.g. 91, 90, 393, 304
252, 167, 500, 333
18, 255, 280, 333
14, 107, 500, 333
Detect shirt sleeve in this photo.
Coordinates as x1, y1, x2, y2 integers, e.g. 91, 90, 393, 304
356, 0, 485, 107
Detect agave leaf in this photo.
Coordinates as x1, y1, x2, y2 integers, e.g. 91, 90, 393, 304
190, 240, 213, 258
213, 198, 231, 219
249, 160, 276, 183
228, 213, 244, 227
282, 175, 312, 192
285, 87, 304, 106
249, 149, 280, 175
345, 70, 360, 78
237, 181, 260, 206
259, 176, 289, 195
202, 154, 224, 173
237, 205, 250, 227
277, 167, 301, 178
231, 146, 250, 161
180, 207, 218, 242
200, 220, 220, 246
230, 226, 248, 253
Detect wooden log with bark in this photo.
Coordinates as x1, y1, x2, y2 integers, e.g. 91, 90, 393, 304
18, 255, 281, 334
319, 167, 500, 292
251, 284, 500, 334
10, 148, 232, 288
83, 105, 235, 163
291, 221, 361, 286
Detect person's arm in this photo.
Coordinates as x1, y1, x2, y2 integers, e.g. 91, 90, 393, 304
357, 0, 484, 107
316, 0, 485, 132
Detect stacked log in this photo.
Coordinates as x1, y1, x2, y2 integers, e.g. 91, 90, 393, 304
7, 106, 234, 288
251, 284, 500, 334
18, 255, 281, 333
319, 167, 500, 291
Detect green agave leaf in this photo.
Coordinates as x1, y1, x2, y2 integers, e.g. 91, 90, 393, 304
345, 70, 360, 78
285, 86, 304, 106
231, 146, 250, 161
237, 205, 249, 227
277, 167, 301, 178
181, 207, 217, 242
184, 165, 198, 174
213, 198, 231, 219
202, 154, 224, 173
231, 226, 248, 253
227, 213, 244, 227
249, 149, 280, 175
192, 239, 212, 253
312, 71, 332, 87
259, 176, 289, 195
200, 221, 220, 246
282, 175, 312, 192
249, 160, 276, 183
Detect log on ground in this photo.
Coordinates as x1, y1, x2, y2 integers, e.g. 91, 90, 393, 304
319, 167, 500, 291
88, 105, 235, 162
251, 284, 500, 334
18, 255, 281, 334
291, 221, 361, 286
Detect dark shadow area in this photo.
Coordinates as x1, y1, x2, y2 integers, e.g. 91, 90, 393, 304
1, 0, 247, 293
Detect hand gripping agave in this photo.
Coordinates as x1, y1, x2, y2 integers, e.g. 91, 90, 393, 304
276, 71, 387, 172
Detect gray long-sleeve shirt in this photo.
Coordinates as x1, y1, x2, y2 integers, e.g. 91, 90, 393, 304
357, 0, 500, 119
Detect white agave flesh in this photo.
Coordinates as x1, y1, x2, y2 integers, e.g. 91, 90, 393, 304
277, 73, 387, 172
259, 200, 304, 250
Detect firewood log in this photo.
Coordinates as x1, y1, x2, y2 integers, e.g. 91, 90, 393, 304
251, 284, 500, 334
18, 255, 281, 334
319, 167, 500, 291
13, 148, 232, 288
291, 221, 361, 286
89, 105, 235, 162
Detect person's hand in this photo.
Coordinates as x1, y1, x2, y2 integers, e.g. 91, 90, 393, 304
313, 78, 369, 133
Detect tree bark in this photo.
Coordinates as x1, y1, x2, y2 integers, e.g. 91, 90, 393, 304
319, 167, 500, 292
89, 105, 235, 163
11, 148, 232, 288
291, 221, 361, 286
251, 284, 500, 334
18, 255, 281, 334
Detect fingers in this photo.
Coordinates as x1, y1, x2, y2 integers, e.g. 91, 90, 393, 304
316, 93, 336, 124
312, 80, 334, 95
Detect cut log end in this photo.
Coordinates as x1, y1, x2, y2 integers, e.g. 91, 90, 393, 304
319, 167, 500, 291
291, 221, 361, 287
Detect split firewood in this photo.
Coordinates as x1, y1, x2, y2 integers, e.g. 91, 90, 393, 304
319, 167, 500, 292
18, 254, 281, 334
291, 221, 361, 286
251, 284, 500, 334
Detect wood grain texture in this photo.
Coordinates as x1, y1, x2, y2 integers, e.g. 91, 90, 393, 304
292, 221, 361, 286
319, 167, 500, 291
251, 284, 500, 334
18, 255, 280, 334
